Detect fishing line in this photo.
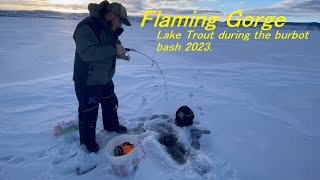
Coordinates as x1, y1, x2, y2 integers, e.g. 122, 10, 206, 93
125, 48, 168, 100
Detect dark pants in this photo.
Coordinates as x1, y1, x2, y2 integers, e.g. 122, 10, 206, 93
75, 80, 119, 145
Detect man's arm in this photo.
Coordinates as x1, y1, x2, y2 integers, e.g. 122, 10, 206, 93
114, 34, 127, 56
74, 25, 117, 62
115, 35, 121, 44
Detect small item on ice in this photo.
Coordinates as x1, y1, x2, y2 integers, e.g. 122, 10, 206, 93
175, 105, 194, 127
53, 119, 79, 136
173, 106, 212, 150
114, 142, 135, 156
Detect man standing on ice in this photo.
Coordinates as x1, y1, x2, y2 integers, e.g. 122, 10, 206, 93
73, 1, 131, 153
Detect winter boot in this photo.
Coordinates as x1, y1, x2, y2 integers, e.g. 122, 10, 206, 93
85, 141, 99, 153
105, 124, 127, 133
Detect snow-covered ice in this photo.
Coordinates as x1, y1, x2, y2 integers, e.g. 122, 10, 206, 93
0, 16, 319, 180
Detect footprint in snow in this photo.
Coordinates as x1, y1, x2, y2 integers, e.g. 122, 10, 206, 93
52, 158, 64, 165
76, 165, 97, 175
52, 152, 78, 166
150, 114, 170, 120
192, 75, 198, 80
141, 97, 147, 105
0, 155, 14, 163
6, 156, 25, 165
37, 150, 48, 158
196, 105, 205, 116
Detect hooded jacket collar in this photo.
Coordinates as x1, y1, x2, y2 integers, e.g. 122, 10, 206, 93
88, 3, 101, 18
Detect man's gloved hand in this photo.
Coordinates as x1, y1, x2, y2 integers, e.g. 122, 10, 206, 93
116, 44, 126, 57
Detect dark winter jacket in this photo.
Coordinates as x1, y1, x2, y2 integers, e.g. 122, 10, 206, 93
73, 3, 121, 86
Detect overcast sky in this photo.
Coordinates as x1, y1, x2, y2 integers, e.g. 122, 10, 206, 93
0, 0, 319, 22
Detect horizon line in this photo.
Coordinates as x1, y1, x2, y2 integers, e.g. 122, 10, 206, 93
0, 9, 319, 24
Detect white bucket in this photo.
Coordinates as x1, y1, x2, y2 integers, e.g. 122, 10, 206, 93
106, 134, 145, 177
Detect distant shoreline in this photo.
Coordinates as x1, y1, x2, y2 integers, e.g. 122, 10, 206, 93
0, 9, 319, 31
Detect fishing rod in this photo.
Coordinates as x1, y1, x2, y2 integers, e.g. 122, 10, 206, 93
118, 48, 168, 100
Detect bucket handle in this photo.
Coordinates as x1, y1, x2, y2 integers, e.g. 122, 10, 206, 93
132, 140, 146, 166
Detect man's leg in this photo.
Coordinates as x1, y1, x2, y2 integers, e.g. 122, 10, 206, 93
75, 83, 100, 152
100, 80, 127, 133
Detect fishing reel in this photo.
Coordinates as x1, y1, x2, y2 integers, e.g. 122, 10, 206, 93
117, 53, 130, 61
116, 48, 135, 61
